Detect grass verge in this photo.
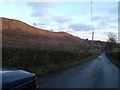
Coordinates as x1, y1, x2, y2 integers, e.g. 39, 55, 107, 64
31, 55, 98, 77
106, 51, 120, 67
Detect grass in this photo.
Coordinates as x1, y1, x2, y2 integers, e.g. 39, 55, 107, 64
80, 49, 102, 53
112, 48, 120, 52
106, 50, 120, 67
31, 55, 98, 76
107, 55, 120, 66
88, 49, 102, 53
3, 47, 101, 76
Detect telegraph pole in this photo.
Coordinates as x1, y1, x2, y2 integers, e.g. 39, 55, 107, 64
91, 0, 94, 51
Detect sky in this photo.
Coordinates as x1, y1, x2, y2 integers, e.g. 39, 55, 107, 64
0, 1, 118, 42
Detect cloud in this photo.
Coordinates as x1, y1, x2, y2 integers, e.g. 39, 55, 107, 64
108, 6, 118, 15
31, 11, 50, 17
97, 21, 109, 29
93, 16, 110, 21
27, 2, 53, 17
109, 25, 117, 29
69, 23, 94, 31
93, 16, 117, 23
93, 16, 117, 30
96, 21, 117, 30
27, 2, 52, 9
52, 16, 72, 24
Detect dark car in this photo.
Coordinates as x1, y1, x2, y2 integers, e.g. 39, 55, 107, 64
2, 66, 39, 89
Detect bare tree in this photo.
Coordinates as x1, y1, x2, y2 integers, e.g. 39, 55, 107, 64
105, 32, 117, 52
108, 32, 117, 43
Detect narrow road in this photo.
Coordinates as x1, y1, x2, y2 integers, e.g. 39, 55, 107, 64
39, 54, 119, 88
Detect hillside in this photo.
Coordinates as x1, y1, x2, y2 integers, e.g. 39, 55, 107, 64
2, 17, 91, 52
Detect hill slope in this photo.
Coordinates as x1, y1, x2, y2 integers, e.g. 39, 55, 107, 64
2, 17, 91, 52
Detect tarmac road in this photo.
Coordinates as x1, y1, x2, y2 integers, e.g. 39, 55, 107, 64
39, 54, 119, 88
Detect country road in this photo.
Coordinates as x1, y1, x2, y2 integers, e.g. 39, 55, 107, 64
39, 54, 119, 88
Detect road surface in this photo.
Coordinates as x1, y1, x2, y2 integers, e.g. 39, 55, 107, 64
39, 54, 119, 88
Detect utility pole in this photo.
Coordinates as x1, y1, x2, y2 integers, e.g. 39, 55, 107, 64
92, 32, 94, 50
91, 0, 94, 51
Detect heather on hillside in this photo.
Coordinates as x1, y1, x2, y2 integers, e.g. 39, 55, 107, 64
2, 17, 91, 52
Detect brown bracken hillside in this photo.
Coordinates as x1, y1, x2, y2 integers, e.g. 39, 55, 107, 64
2, 17, 91, 52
